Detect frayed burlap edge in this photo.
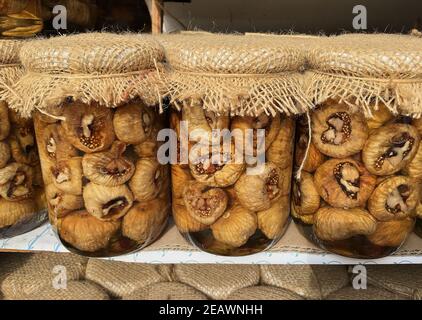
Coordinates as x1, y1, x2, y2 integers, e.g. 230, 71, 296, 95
161, 71, 311, 117
0, 65, 24, 101
306, 71, 422, 118
4, 68, 163, 118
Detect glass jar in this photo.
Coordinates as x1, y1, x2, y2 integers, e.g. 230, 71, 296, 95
170, 104, 295, 256
33, 100, 170, 257
0, 101, 47, 238
293, 101, 420, 258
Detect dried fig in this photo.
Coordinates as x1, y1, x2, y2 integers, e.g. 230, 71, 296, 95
122, 199, 169, 243
83, 183, 134, 221
0, 198, 35, 229
189, 147, 245, 187
368, 176, 419, 221
0, 141, 11, 169
172, 198, 208, 233
362, 123, 420, 176
294, 132, 326, 173
39, 124, 78, 162
183, 181, 228, 225
0, 101, 10, 141
366, 104, 393, 131
0, 163, 33, 201
234, 162, 284, 211
314, 207, 377, 241
211, 204, 257, 247
231, 113, 281, 157
33, 186, 47, 212
59, 210, 120, 253
266, 117, 295, 169
367, 217, 414, 247
61, 102, 115, 153
412, 117, 422, 136
182, 104, 229, 145
257, 195, 290, 240
171, 165, 193, 199
113, 102, 156, 145
314, 158, 376, 208
9, 126, 38, 166
51, 158, 83, 196
129, 158, 167, 202
292, 172, 320, 216
46, 184, 83, 219
312, 103, 368, 158
291, 202, 315, 225
404, 143, 422, 180
82, 141, 135, 187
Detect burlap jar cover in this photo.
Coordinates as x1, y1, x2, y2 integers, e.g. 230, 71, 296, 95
4, 33, 171, 257
159, 34, 309, 256
292, 34, 422, 259
0, 39, 47, 238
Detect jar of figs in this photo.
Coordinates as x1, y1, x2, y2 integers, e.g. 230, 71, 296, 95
6, 33, 170, 256
161, 34, 308, 256
293, 34, 422, 258
0, 39, 47, 238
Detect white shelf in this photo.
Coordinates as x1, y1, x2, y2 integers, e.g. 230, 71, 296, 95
1, 220, 422, 264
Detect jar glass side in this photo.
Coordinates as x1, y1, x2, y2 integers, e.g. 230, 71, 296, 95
293, 101, 419, 259
0, 101, 47, 238
170, 105, 295, 256
33, 101, 170, 257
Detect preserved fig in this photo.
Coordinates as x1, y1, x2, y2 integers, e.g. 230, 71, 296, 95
314, 158, 376, 208
113, 102, 156, 145
51, 157, 83, 196
122, 199, 168, 243
362, 123, 420, 176
366, 104, 393, 131
314, 207, 377, 241
172, 198, 208, 233
46, 184, 83, 219
59, 210, 120, 253
368, 176, 419, 221
292, 172, 320, 216
294, 132, 326, 173
404, 144, 422, 180
211, 204, 257, 248
61, 102, 115, 153
0, 141, 11, 169
9, 125, 38, 166
0, 163, 33, 201
234, 162, 283, 211
257, 196, 290, 240
232, 113, 281, 157
367, 217, 414, 247
39, 124, 78, 162
312, 103, 368, 158
183, 181, 228, 225
266, 117, 295, 168
189, 147, 245, 187
83, 183, 134, 221
0, 102, 10, 141
182, 104, 229, 145
171, 165, 193, 200
82, 141, 135, 187
129, 158, 167, 202
0, 198, 35, 229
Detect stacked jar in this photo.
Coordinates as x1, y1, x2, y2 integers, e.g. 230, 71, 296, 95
293, 34, 422, 258
160, 34, 310, 256
5, 33, 170, 256
0, 39, 47, 238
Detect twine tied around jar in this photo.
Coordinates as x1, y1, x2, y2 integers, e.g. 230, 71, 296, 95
295, 112, 312, 181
